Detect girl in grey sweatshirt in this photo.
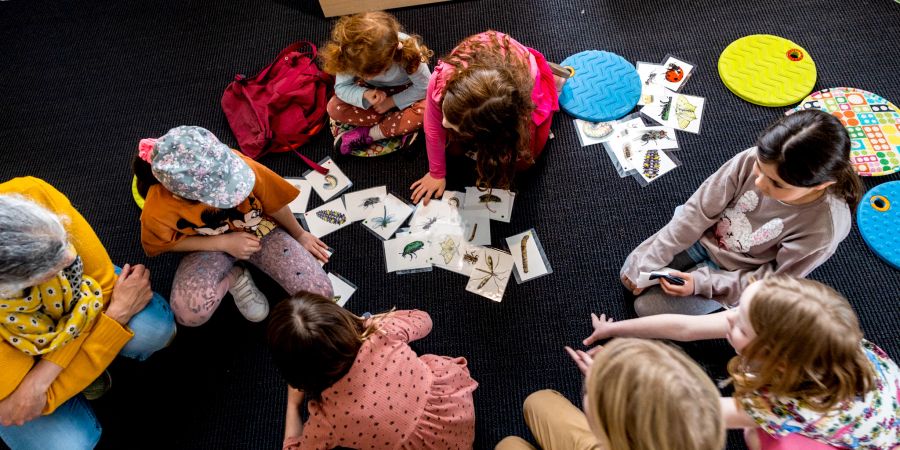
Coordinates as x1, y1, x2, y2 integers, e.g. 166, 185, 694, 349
620, 109, 863, 316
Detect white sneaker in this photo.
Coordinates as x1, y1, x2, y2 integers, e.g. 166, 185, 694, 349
228, 267, 269, 322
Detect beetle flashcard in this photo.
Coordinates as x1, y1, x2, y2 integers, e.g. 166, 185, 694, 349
383, 233, 432, 274
657, 56, 695, 92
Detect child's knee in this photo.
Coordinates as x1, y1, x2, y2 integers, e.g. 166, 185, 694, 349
523, 389, 562, 416
169, 295, 214, 327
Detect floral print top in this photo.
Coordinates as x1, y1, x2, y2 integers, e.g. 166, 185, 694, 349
741, 340, 900, 449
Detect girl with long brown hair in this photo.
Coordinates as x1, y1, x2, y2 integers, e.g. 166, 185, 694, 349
579, 275, 900, 449
320, 11, 433, 155
410, 31, 562, 204
620, 109, 863, 316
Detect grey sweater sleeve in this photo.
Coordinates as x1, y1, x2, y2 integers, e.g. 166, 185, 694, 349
620, 149, 752, 284
390, 61, 431, 110
334, 72, 369, 109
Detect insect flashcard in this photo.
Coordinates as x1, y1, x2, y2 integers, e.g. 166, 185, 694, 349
343, 186, 388, 222
465, 247, 514, 302
304, 157, 353, 201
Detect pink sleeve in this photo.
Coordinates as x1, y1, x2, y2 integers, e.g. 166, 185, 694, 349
424, 71, 448, 179
284, 409, 331, 450
380, 310, 433, 343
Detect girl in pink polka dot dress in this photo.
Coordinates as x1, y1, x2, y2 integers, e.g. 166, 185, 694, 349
267, 293, 478, 450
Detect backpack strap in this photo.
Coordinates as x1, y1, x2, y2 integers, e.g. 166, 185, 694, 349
252, 41, 317, 82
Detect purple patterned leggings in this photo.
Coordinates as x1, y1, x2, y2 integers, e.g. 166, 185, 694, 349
170, 228, 333, 326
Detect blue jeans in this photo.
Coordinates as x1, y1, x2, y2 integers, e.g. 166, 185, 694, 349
0, 268, 176, 450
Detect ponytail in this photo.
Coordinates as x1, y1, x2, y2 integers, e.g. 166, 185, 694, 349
833, 164, 864, 210
395, 33, 433, 74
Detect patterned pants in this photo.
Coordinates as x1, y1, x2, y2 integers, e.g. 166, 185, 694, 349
169, 228, 333, 326
326, 83, 425, 138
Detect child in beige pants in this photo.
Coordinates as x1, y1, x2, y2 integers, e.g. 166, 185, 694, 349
496, 338, 725, 450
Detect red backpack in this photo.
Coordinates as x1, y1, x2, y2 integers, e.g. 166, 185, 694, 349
222, 41, 333, 173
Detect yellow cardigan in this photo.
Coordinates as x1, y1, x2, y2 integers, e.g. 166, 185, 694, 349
0, 177, 134, 414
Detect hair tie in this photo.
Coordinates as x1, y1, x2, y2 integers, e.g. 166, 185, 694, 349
138, 138, 157, 163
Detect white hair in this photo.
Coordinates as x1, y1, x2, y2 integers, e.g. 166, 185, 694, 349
0, 195, 70, 295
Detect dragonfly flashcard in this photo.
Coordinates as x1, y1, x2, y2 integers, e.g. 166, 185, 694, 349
361, 194, 414, 240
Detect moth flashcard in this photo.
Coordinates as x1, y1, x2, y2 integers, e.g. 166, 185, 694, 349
303, 157, 353, 202
465, 247, 514, 302
463, 187, 515, 222
342, 186, 388, 222
428, 230, 475, 276
361, 194, 414, 240
302, 199, 351, 238
327, 272, 356, 307
657, 56, 695, 92
383, 233, 432, 274
459, 209, 491, 246
441, 190, 466, 209
284, 178, 312, 215
630, 126, 679, 150
505, 229, 553, 283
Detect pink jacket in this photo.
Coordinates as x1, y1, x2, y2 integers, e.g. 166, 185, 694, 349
424, 31, 558, 178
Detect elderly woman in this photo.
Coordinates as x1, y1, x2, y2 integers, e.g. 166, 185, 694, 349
0, 177, 176, 450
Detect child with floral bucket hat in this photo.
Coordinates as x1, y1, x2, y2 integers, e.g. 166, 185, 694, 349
132, 126, 333, 326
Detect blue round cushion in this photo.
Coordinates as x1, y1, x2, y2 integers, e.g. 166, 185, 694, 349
558, 50, 641, 122
857, 180, 900, 270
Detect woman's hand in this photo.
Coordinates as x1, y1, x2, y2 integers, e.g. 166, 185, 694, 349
363, 89, 387, 107
220, 232, 261, 260
582, 313, 617, 346
410, 172, 446, 205
621, 274, 644, 296
372, 96, 396, 114
296, 230, 330, 263
106, 264, 153, 326
660, 271, 694, 297
0, 379, 48, 426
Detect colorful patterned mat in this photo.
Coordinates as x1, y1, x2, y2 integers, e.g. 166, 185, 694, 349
788, 87, 900, 176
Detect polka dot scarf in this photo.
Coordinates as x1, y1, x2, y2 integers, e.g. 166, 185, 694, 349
0, 257, 104, 355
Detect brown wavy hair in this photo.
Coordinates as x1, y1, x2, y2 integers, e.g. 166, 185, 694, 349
440, 31, 535, 190
320, 11, 432, 77
728, 276, 876, 413
757, 109, 863, 209
266, 293, 389, 400
586, 338, 725, 450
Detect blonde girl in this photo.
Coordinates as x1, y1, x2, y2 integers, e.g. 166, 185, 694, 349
497, 338, 725, 450
321, 11, 433, 154
582, 276, 900, 449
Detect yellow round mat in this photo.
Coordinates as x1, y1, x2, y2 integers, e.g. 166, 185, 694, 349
132, 175, 145, 209
718, 35, 816, 107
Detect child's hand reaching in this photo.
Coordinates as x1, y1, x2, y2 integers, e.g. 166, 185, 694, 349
221, 232, 261, 260
372, 96, 396, 114
287, 387, 305, 406
564, 345, 603, 377
363, 89, 387, 107
582, 313, 616, 346
659, 271, 694, 297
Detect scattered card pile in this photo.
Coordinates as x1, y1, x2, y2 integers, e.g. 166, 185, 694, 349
285, 157, 553, 304
574, 54, 706, 185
